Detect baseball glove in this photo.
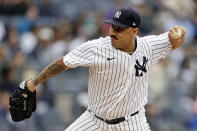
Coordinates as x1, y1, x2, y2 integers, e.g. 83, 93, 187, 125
9, 81, 36, 122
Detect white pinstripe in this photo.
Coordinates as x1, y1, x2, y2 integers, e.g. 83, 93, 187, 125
63, 32, 172, 130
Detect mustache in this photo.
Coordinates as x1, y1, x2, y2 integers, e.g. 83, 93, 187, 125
110, 35, 118, 40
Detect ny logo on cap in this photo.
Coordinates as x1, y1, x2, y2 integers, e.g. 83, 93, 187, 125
114, 11, 121, 18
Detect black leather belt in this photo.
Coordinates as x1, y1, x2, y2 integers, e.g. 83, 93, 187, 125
88, 109, 139, 125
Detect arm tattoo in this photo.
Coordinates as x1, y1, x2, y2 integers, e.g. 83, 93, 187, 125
33, 57, 69, 85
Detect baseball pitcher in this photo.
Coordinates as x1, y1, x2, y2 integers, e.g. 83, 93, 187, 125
9, 7, 186, 131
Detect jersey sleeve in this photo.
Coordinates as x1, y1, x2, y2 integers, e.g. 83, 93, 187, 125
63, 41, 96, 68
144, 32, 172, 65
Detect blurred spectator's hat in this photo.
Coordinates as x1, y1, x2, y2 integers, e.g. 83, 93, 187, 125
38, 27, 54, 41
20, 32, 37, 54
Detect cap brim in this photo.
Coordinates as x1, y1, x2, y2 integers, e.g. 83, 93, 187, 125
104, 19, 130, 28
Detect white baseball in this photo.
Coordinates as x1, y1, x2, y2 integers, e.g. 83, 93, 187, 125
171, 28, 182, 39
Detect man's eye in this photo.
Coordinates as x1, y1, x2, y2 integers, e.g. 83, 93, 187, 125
117, 28, 122, 32
112, 26, 125, 32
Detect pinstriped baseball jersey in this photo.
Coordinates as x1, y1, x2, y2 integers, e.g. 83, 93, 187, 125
63, 32, 172, 120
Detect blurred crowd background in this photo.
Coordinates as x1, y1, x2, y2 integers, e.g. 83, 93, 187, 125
0, 0, 197, 131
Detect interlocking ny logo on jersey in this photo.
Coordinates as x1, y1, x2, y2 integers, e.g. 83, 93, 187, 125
134, 57, 148, 77
114, 11, 121, 18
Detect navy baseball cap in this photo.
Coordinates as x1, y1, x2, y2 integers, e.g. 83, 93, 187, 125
104, 7, 141, 28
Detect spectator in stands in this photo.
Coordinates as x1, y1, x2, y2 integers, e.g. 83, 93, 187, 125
17, 5, 39, 34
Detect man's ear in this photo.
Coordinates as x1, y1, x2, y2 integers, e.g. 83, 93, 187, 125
130, 28, 139, 38
133, 28, 139, 34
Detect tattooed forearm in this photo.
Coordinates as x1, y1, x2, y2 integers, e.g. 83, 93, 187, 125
33, 57, 69, 86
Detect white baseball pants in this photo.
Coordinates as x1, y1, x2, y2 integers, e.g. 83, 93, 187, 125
65, 109, 151, 131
